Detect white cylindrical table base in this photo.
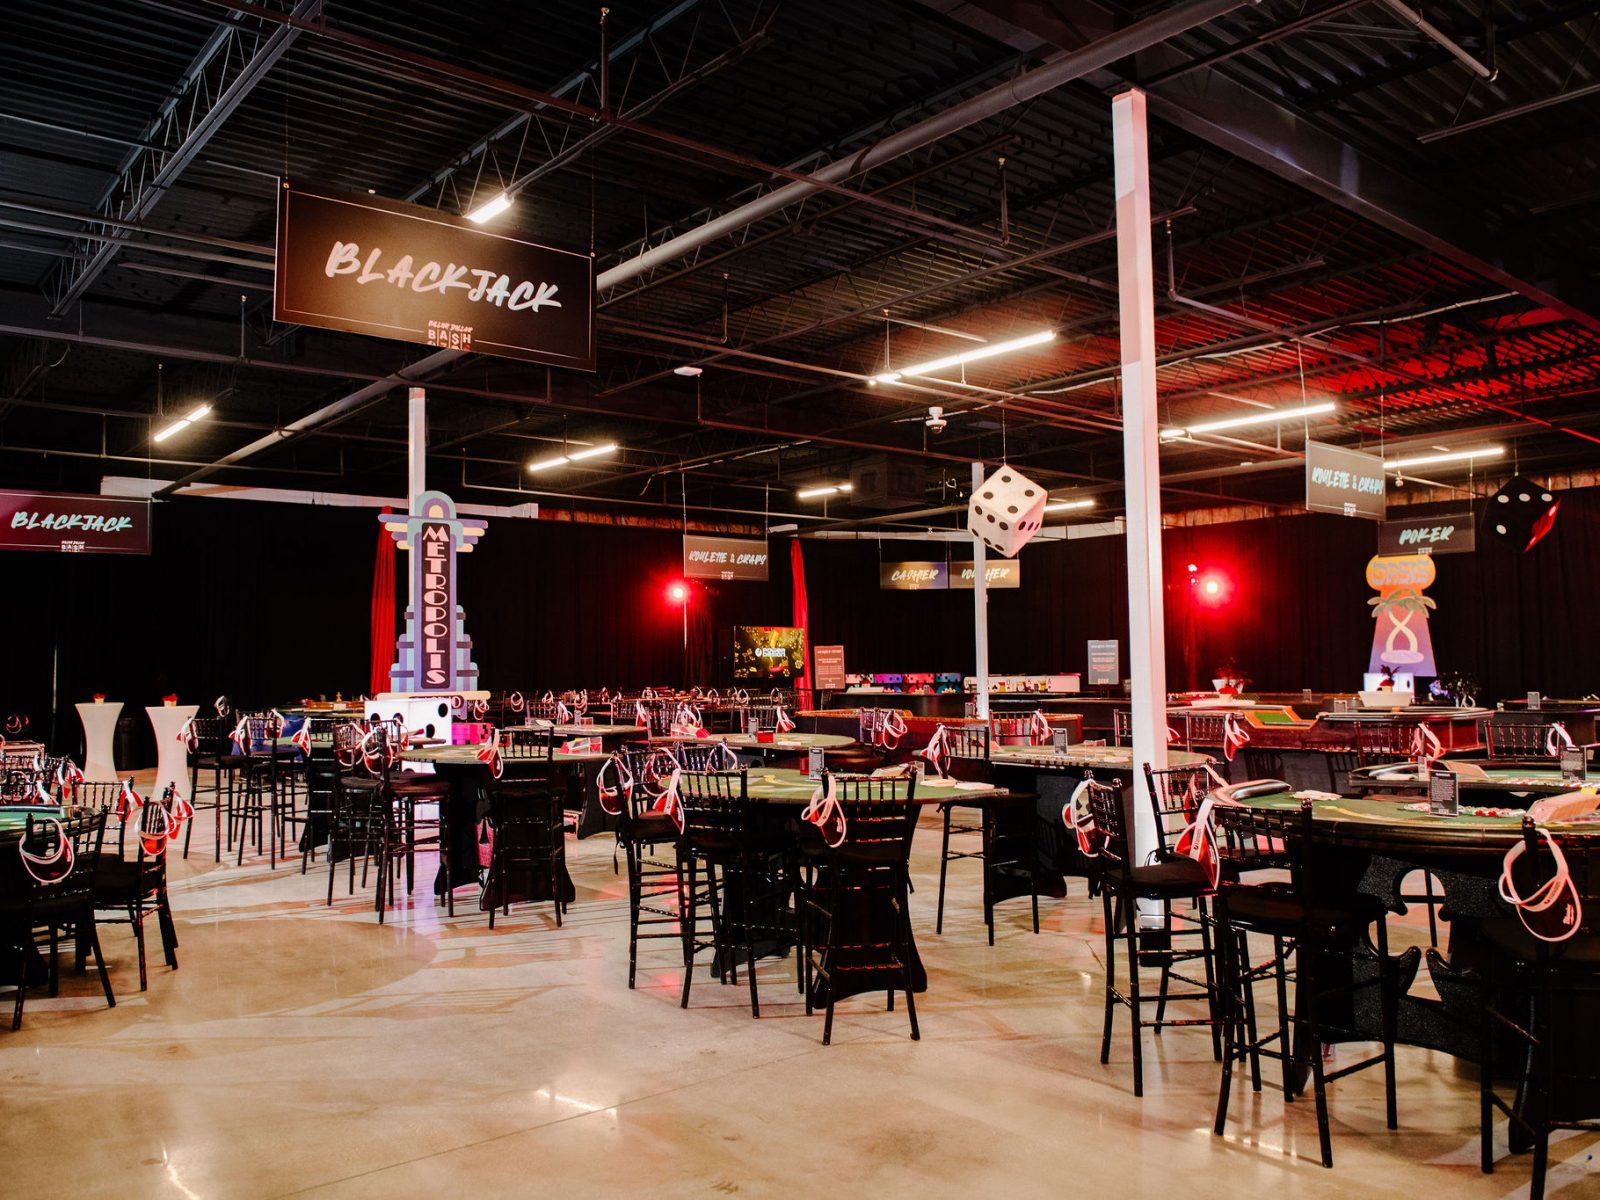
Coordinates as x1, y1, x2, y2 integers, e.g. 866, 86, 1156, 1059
76, 700, 123, 783
147, 704, 199, 801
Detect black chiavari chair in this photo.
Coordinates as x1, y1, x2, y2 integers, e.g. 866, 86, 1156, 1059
479, 778, 568, 928
87, 781, 180, 991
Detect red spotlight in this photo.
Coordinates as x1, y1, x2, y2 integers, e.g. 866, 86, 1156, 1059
666, 581, 688, 605
1194, 568, 1233, 607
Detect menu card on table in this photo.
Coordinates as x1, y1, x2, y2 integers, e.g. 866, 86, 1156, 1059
1428, 768, 1459, 816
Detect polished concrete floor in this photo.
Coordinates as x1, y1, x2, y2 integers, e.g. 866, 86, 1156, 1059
2, 770, 1595, 1199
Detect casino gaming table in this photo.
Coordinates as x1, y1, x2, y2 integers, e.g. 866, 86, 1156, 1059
1346, 758, 1579, 801
1211, 780, 1600, 1114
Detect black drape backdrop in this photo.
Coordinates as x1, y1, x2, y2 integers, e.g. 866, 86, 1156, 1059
6, 488, 1596, 761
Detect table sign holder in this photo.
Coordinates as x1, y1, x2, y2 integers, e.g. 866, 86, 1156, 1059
1052, 727, 1070, 752
1560, 745, 1586, 785
1429, 768, 1460, 816
1332, 697, 1352, 713
807, 747, 825, 779
1528, 691, 1542, 710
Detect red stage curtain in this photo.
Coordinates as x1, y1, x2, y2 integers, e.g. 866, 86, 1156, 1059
370, 509, 395, 696
791, 538, 813, 702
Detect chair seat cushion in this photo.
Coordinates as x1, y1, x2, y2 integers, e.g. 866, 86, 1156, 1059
1125, 857, 1211, 897
1481, 916, 1600, 966
1219, 882, 1387, 938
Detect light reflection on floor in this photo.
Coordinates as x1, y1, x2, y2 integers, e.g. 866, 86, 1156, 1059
1, 768, 1594, 1198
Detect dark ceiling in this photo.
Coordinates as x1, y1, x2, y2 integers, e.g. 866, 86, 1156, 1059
1, 0, 1597, 531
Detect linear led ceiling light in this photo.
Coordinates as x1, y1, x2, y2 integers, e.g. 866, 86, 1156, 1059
797, 483, 851, 500
1161, 400, 1336, 440
871, 329, 1056, 385
465, 191, 513, 224
1043, 497, 1095, 513
527, 442, 618, 472
1382, 445, 1504, 471
152, 404, 211, 443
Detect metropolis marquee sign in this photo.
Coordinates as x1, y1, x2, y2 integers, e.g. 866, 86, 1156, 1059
381, 491, 487, 694
0, 490, 151, 555
275, 185, 595, 370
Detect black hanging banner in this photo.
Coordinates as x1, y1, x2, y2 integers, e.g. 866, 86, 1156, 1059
274, 184, 595, 371
1377, 511, 1476, 555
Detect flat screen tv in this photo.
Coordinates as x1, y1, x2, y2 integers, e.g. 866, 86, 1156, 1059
732, 625, 807, 681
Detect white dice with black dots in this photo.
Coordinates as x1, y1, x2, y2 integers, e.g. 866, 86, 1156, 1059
967, 464, 1047, 558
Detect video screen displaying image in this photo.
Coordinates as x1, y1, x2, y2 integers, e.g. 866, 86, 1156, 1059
732, 625, 807, 681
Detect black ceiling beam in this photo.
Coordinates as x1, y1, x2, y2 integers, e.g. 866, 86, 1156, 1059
931, 0, 1600, 335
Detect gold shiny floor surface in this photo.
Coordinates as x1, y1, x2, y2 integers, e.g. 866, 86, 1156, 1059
2, 771, 1596, 1198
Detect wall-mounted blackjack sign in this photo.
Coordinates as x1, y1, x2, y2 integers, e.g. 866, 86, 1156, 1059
275, 184, 595, 371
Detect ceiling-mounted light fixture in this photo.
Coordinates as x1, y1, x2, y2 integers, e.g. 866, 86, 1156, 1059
797, 483, 851, 500
1382, 445, 1505, 471
674, 365, 704, 377
152, 404, 212, 443
871, 329, 1056, 385
527, 442, 619, 472
465, 191, 513, 224
1161, 400, 1336, 440
1043, 497, 1095, 513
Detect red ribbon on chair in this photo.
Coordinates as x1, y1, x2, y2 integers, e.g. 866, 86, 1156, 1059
18, 813, 72, 885
178, 716, 199, 752
1222, 714, 1251, 763
597, 753, 632, 817
672, 703, 707, 738
556, 700, 572, 725
56, 759, 84, 799
508, 691, 525, 713
1166, 724, 1182, 745
732, 688, 750, 706
650, 766, 685, 833
635, 699, 650, 729
115, 780, 143, 823
1410, 724, 1443, 764
470, 698, 489, 720
775, 706, 796, 734
31, 776, 52, 806
291, 723, 313, 758
917, 724, 952, 777
883, 710, 908, 748
1500, 828, 1582, 943
802, 772, 847, 848
1028, 710, 1052, 745
574, 691, 588, 717
5, 713, 27, 736
475, 736, 504, 780
1546, 722, 1574, 757
1061, 778, 1098, 858
1174, 782, 1235, 890
229, 716, 250, 754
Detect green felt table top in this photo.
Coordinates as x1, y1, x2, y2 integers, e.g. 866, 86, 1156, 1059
654, 732, 855, 751
0, 804, 70, 836
740, 769, 1003, 805
1217, 785, 1600, 850
506, 723, 647, 737
399, 745, 611, 767
989, 744, 1211, 770
1348, 759, 1575, 794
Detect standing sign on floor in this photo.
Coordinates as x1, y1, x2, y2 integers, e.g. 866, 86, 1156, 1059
813, 645, 846, 690
1087, 640, 1120, 686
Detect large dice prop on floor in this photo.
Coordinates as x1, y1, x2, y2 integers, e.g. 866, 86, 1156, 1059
968, 465, 1046, 558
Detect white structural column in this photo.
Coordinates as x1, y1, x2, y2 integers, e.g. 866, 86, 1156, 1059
407, 386, 426, 613
1112, 90, 1168, 867
970, 461, 991, 720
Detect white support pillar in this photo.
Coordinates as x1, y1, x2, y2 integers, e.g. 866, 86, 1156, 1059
407, 386, 426, 613
1112, 90, 1168, 877
970, 461, 991, 720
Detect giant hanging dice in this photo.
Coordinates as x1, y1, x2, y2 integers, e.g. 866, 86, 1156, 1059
968, 464, 1046, 558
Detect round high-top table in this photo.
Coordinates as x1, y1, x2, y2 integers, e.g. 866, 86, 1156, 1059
146, 704, 198, 801
1212, 781, 1600, 1110
75, 700, 122, 782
